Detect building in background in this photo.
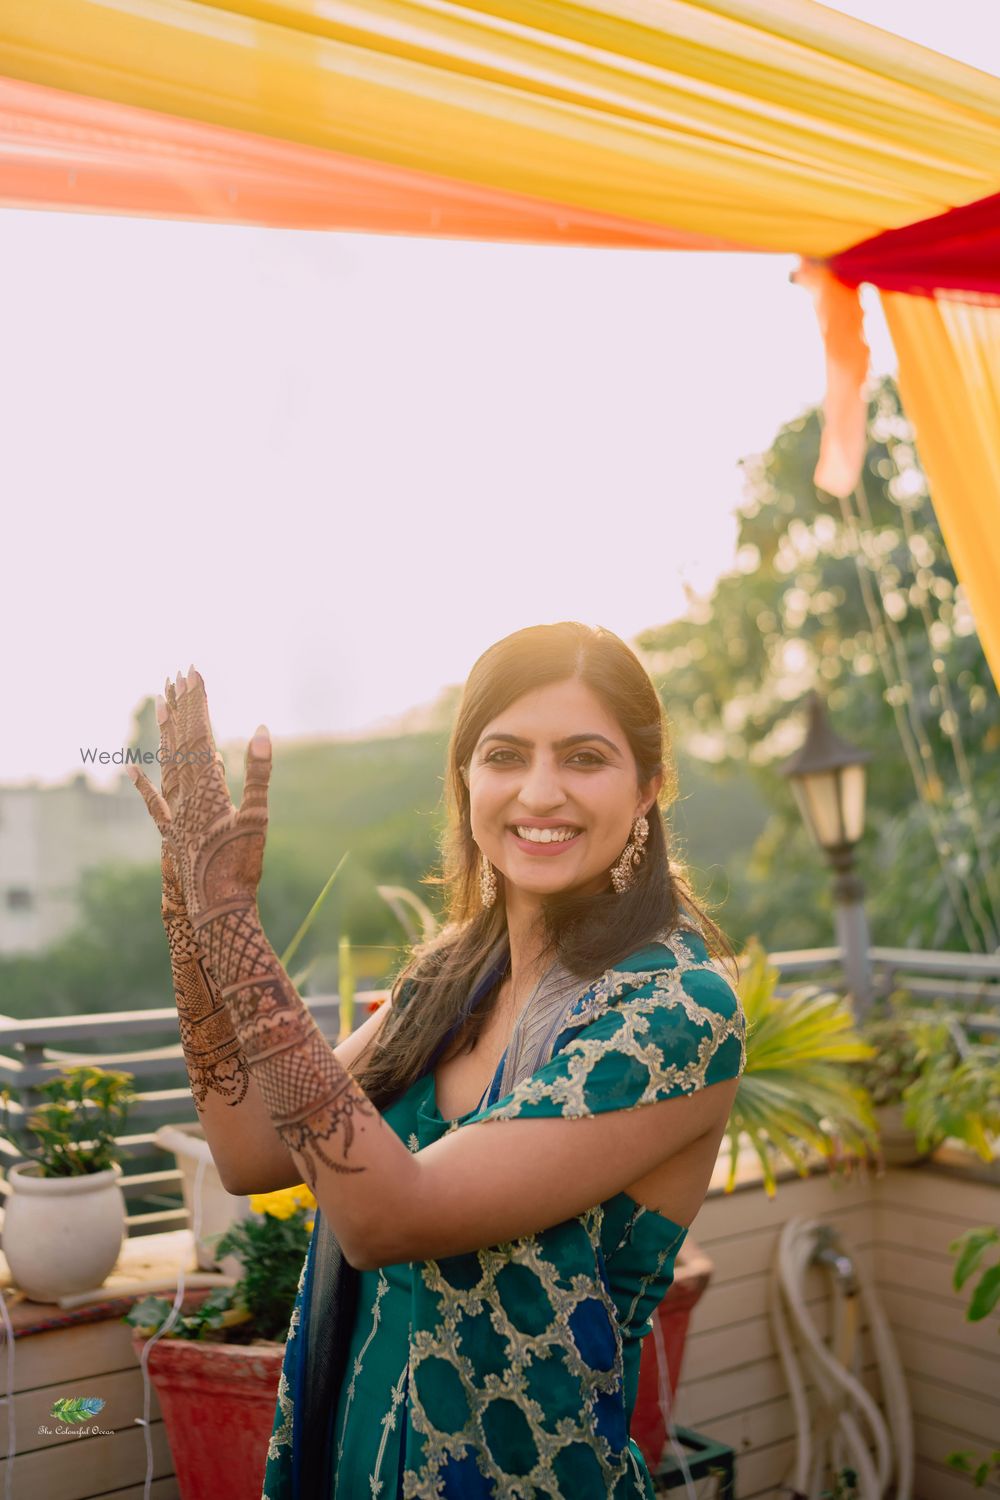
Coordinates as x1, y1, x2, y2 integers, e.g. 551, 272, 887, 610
0, 773, 157, 954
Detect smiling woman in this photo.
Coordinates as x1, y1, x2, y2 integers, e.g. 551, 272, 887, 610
126, 622, 745, 1500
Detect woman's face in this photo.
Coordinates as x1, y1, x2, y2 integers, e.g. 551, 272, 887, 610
465, 677, 662, 903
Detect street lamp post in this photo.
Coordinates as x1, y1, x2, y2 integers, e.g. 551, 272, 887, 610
781, 692, 874, 1012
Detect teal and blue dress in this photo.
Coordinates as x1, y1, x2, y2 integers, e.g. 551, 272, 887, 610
262, 927, 746, 1499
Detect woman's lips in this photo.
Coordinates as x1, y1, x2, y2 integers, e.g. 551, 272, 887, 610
506, 828, 584, 856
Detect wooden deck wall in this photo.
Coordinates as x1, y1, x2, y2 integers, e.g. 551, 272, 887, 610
0, 1164, 996, 1498
675, 1163, 1000, 1499
0, 1315, 177, 1499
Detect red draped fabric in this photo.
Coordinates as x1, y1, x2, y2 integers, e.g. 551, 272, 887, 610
827, 191, 1000, 304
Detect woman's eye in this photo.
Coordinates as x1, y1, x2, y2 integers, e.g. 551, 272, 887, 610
483, 748, 604, 766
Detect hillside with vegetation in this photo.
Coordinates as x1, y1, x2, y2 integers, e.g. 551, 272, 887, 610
0, 726, 767, 1019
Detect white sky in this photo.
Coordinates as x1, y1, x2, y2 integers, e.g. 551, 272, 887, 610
0, 1, 996, 786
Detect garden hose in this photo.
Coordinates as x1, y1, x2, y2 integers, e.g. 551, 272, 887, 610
649, 1298, 698, 1500
770, 1217, 913, 1500
133, 1149, 212, 1500
0, 1281, 15, 1500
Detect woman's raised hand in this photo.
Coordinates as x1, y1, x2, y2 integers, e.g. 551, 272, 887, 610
127, 668, 272, 927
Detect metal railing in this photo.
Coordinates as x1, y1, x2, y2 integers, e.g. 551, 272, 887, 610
770, 945, 1000, 1032
0, 991, 388, 1235
0, 943, 997, 1237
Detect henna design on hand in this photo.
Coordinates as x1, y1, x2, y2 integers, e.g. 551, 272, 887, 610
134, 679, 252, 1113
129, 668, 377, 1188
162, 882, 252, 1113
197, 903, 377, 1189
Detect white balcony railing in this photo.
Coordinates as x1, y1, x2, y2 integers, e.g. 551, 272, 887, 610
0, 944, 997, 1238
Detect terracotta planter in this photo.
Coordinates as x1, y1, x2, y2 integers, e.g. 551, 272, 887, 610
631, 1237, 714, 1469
132, 1325, 283, 1500
1, 1161, 126, 1302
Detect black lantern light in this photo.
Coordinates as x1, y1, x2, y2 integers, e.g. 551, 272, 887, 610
781, 692, 873, 1008
781, 692, 871, 859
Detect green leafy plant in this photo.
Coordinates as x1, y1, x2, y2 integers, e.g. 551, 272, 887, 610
819, 1468, 859, 1500
1, 1064, 136, 1176
124, 1287, 244, 1342
951, 1226, 1000, 1326
725, 941, 878, 1195
849, 1011, 935, 1107
124, 1186, 315, 1344
902, 1026, 1000, 1161
945, 1228, 1000, 1487
211, 1194, 314, 1341
947, 1451, 1000, 1490
850, 998, 1000, 1161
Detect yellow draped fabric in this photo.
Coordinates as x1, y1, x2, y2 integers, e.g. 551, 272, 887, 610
881, 293, 1000, 686
0, 0, 998, 679
2, 0, 998, 253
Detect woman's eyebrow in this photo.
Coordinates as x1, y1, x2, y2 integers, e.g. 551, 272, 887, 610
478, 732, 621, 755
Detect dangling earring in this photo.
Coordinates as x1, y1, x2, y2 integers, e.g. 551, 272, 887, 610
479, 849, 498, 909
610, 814, 649, 894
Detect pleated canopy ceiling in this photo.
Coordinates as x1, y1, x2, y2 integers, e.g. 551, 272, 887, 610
1, 0, 998, 679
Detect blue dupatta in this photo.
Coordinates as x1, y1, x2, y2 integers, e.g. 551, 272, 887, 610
284, 939, 513, 1500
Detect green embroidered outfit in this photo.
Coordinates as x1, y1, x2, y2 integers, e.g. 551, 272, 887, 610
263, 928, 746, 1500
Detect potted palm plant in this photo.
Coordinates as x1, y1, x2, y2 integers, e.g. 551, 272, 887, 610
0, 1064, 136, 1301
722, 940, 879, 1195
125, 1183, 314, 1500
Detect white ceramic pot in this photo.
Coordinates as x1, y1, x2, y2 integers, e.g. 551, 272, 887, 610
154, 1123, 250, 1280
2, 1161, 126, 1302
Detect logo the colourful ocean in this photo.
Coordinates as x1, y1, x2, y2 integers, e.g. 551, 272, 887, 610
49, 1396, 106, 1424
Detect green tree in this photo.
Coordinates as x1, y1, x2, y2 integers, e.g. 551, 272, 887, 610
638, 376, 999, 953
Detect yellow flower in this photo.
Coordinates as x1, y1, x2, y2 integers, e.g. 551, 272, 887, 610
249, 1184, 317, 1219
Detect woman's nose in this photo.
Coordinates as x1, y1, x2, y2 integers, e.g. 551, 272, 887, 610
516, 758, 569, 811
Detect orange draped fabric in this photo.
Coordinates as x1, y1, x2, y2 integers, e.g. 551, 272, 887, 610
0, 76, 740, 249
791, 260, 871, 501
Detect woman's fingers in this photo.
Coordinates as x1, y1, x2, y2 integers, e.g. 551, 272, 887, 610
174, 667, 218, 802
239, 725, 272, 820
159, 840, 186, 914
134, 671, 270, 918
126, 765, 173, 838
157, 692, 182, 810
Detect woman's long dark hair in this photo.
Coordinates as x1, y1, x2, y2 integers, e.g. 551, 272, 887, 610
353, 621, 734, 1110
